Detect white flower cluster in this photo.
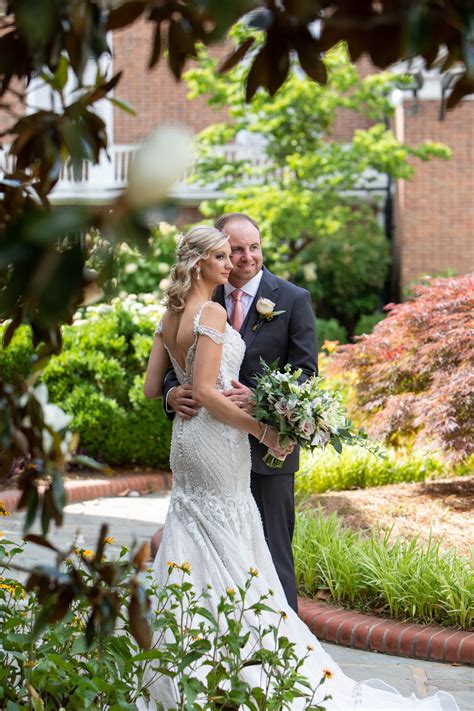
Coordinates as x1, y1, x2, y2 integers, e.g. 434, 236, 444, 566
73, 293, 165, 327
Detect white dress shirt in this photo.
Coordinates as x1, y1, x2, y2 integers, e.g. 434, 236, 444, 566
224, 269, 263, 322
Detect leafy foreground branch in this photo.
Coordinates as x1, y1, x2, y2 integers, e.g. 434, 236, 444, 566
294, 510, 473, 630
0, 533, 331, 710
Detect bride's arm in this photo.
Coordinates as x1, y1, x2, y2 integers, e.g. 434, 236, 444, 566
144, 333, 170, 399
193, 303, 268, 442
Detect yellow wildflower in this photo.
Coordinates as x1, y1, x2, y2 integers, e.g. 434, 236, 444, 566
0, 501, 10, 517
279, 610, 288, 619
104, 536, 115, 545
322, 668, 334, 680
83, 549, 94, 559
25, 659, 36, 668
180, 561, 192, 573
0, 583, 15, 593
226, 587, 236, 597
249, 567, 259, 577
0, 531, 4, 538
307, 644, 314, 651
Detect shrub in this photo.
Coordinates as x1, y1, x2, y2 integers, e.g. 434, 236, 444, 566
0, 295, 172, 468
295, 446, 447, 497
330, 274, 474, 461
293, 509, 473, 628
316, 318, 348, 347
0, 324, 35, 383
353, 311, 385, 336
298, 210, 391, 333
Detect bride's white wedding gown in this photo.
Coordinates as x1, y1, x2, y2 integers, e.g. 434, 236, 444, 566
140, 304, 458, 710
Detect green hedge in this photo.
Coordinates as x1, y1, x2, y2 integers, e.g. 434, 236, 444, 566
0, 296, 171, 468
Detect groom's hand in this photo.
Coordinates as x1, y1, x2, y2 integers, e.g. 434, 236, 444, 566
167, 384, 200, 420
224, 380, 254, 413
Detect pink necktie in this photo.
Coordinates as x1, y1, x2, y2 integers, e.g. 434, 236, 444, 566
231, 289, 244, 332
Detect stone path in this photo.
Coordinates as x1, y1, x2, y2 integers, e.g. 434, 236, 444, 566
2, 492, 472, 710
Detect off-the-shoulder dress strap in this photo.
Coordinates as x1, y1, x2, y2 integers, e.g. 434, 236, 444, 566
193, 301, 226, 345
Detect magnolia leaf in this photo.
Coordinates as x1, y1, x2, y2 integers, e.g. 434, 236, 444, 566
218, 37, 255, 74
106, 1, 147, 31
245, 45, 270, 101
149, 22, 162, 69
245, 8, 274, 31
296, 42, 327, 85
446, 72, 474, 110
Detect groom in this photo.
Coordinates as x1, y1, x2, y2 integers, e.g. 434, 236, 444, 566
162, 213, 317, 611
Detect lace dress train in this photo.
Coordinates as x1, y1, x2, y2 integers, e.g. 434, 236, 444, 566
138, 305, 459, 711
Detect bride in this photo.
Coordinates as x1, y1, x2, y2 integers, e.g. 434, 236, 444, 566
142, 225, 458, 710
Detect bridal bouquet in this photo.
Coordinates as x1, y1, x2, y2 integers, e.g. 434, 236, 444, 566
253, 360, 379, 468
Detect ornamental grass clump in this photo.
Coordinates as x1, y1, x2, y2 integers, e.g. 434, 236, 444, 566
330, 274, 474, 462
295, 446, 446, 496
293, 509, 473, 629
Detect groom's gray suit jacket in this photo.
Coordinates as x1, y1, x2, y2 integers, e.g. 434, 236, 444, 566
163, 266, 318, 476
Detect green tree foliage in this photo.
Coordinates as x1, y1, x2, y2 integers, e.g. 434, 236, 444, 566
186, 40, 449, 330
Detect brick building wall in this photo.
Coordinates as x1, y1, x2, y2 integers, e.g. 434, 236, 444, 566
112, 19, 229, 143
394, 99, 474, 287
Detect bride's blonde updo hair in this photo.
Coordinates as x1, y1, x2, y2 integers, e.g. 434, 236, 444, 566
164, 225, 229, 313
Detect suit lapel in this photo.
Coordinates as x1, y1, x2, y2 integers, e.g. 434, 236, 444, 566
241, 267, 279, 350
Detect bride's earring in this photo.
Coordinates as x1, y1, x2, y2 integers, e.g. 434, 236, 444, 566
195, 266, 201, 281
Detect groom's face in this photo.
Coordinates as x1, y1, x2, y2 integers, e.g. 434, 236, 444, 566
225, 220, 263, 286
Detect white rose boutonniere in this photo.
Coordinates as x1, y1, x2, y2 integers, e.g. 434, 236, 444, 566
252, 298, 286, 331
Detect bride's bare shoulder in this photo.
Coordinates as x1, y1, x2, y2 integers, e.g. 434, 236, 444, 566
199, 301, 227, 328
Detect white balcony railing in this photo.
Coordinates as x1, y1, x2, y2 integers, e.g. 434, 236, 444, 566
0, 142, 388, 205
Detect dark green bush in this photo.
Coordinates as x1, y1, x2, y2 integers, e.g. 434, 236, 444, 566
0, 325, 35, 383
353, 311, 386, 336
0, 297, 171, 468
316, 318, 348, 346
300, 210, 391, 333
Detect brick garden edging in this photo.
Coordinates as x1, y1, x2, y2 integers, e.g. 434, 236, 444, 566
298, 597, 474, 666
0, 471, 171, 514
2, 474, 472, 666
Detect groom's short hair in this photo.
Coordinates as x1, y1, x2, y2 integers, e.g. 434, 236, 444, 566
215, 213, 260, 236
